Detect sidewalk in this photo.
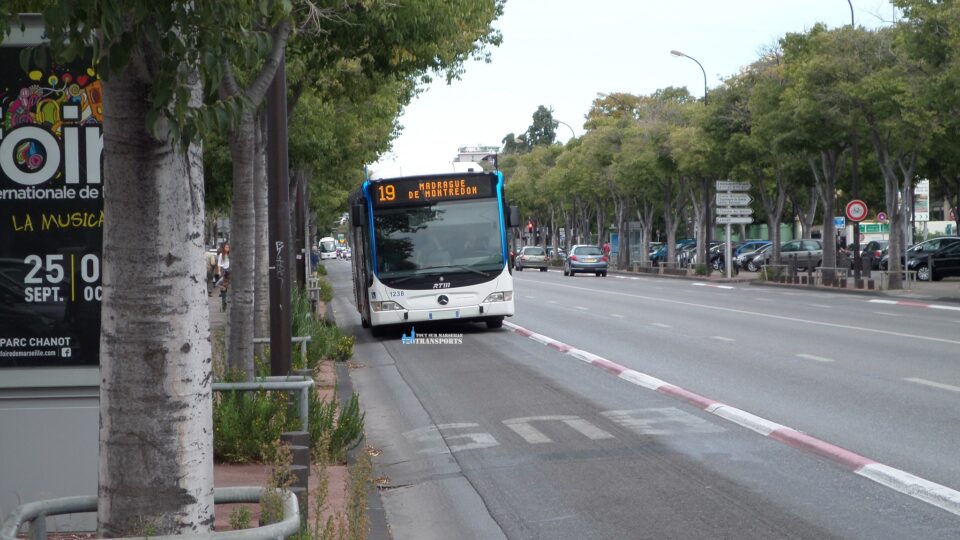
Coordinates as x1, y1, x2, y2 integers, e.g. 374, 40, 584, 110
207, 288, 349, 532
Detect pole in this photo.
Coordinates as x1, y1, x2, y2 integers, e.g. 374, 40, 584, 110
267, 52, 292, 376
725, 223, 732, 279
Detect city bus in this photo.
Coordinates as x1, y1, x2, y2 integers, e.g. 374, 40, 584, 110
318, 236, 338, 260
348, 169, 519, 335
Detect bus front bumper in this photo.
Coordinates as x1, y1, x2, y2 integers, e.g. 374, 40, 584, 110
371, 301, 514, 326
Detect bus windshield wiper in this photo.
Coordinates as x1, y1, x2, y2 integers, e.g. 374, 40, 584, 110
424, 265, 491, 277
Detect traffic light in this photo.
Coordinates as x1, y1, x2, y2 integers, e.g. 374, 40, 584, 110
527, 221, 533, 233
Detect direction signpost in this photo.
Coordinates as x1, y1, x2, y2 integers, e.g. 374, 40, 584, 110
715, 180, 754, 279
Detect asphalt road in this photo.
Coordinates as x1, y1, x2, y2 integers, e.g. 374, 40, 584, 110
326, 261, 960, 539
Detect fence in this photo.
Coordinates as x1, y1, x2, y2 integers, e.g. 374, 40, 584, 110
212, 376, 315, 430
1, 487, 300, 540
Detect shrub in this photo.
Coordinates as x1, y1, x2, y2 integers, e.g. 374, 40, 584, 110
213, 390, 291, 463
307, 391, 365, 464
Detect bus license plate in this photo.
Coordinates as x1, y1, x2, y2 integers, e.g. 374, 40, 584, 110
429, 309, 460, 320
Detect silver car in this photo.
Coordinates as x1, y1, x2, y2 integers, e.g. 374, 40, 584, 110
515, 246, 548, 271
563, 245, 608, 277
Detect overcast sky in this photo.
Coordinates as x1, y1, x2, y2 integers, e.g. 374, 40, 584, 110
371, 0, 895, 178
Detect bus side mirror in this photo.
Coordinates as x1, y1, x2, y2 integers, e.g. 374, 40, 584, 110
350, 203, 364, 227
509, 205, 520, 228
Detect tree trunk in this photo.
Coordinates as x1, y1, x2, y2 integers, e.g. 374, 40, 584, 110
254, 111, 269, 359
810, 150, 845, 271
98, 52, 213, 536
758, 166, 788, 267
227, 111, 257, 380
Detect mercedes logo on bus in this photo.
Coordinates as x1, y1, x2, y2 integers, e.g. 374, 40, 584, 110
437, 295, 449, 305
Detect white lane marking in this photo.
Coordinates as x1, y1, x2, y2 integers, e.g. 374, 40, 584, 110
610, 314, 624, 318
576, 306, 589, 310
870, 299, 898, 305
651, 323, 672, 328
858, 463, 960, 517
525, 295, 536, 299
795, 353, 835, 363
548, 300, 558, 304
693, 282, 735, 290
503, 415, 614, 444
905, 377, 960, 394
810, 304, 832, 309
930, 304, 960, 312
873, 312, 898, 316
532, 280, 960, 346
711, 336, 735, 342
403, 423, 500, 454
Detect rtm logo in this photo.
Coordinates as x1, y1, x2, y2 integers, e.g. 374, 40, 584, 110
432, 282, 451, 289
1, 105, 103, 187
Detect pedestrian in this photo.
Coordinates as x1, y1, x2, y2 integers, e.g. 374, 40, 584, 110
603, 241, 611, 257
215, 243, 231, 290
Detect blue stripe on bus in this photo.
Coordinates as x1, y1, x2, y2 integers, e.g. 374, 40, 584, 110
361, 180, 378, 278
496, 171, 507, 265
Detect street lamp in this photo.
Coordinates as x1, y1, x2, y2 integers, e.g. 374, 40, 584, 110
671, 49, 712, 274
670, 49, 708, 104
555, 119, 576, 142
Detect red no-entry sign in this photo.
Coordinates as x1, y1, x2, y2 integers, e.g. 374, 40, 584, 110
846, 200, 868, 222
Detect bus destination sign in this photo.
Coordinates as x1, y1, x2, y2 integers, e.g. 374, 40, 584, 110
371, 174, 495, 207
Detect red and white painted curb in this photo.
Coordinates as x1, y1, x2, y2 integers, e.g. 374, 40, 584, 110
869, 299, 960, 312
504, 320, 960, 517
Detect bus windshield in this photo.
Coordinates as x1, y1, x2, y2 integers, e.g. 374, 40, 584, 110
373, 199, 504, 282
319, 238, 336, 253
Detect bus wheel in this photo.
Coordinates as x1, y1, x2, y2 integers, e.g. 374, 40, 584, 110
485, 317, 504, 329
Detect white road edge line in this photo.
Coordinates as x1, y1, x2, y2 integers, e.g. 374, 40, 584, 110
904, 377, 960, 394
795, 353, 835, 363
711, 336, 736, 342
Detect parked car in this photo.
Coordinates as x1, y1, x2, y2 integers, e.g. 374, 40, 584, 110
748, 239, 823, 270
856, 239, 888, 269
739, 243, 773, 272
563, 245, 608, 277
908, 240, 960, 281
735, 240, 771, 257
515, 246, 549, 271
879, 237, 960, 271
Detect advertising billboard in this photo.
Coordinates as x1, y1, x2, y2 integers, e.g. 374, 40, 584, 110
1, 24, 102, 367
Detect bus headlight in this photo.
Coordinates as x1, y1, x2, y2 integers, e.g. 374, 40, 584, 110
372, 301, 403, 312
483, 291, 513, 303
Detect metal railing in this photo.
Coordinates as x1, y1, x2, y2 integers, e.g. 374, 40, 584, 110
212, 376, 314, 430
253, 336, 312, 367
1, 487, 299, 540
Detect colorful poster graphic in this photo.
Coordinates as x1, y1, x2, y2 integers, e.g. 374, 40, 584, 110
0, 44, 103, 368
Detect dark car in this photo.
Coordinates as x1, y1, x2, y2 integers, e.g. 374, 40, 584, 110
879, 237, 960, 273
739, 243, 773, 272
563, 245, 608, 277
898, 239, 960, 281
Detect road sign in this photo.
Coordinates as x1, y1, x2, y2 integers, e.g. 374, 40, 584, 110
846, 199, 868, 222
715, 216, 753, 225
716, 207, 754, 216
716, 193, 752, 206
715, 180, 750, 191
834, 216, 845, 229
877, 212, 887, 221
